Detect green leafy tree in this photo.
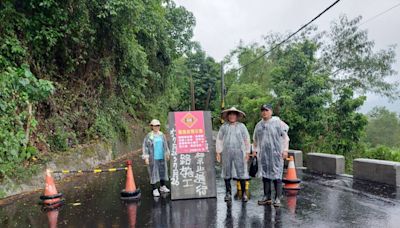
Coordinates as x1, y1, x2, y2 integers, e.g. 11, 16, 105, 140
320, 88, 367, 155
185, 46, 220, 111
225, 83, 272, 132
320, 15, 398, 99
0, 66, 54, 176
365, 107, 400, 147
269, 39, 332, 150
224, 42, 273, 88
363, 145, 400, 162
165, 1, 196, 56
221, 15, 396, 160
0, 0, 199, 179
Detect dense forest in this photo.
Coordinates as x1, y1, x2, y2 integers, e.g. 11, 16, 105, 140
223, 16, 399, 170
1, 0, 399, 190
0, 0, 220, 184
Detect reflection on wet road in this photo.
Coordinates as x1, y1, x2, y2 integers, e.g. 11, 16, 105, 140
1, 154, 399, 227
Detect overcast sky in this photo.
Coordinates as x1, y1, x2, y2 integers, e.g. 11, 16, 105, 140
174, 0, 400, 114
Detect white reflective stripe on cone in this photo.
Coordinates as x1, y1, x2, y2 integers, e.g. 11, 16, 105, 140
288, 160, 296, 169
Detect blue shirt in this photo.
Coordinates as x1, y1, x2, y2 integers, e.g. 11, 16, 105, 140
153, 134, 164, 160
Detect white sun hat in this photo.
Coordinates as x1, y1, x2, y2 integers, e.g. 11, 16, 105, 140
150, 119, 161, 126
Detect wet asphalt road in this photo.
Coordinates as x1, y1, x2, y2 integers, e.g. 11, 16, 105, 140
1, 155, 400, 228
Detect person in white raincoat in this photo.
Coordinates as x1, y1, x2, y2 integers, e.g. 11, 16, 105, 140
216, 107, 251, 202
253, 104, 289, 207
142, 119, 170, 197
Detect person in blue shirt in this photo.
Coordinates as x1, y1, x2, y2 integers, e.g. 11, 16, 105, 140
142, 119, 170, 197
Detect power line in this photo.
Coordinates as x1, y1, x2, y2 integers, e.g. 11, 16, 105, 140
229, 0, 341, 74
359, 2, 400, 27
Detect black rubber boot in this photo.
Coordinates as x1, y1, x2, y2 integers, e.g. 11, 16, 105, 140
258, 178, 272, 205
240, 180, 248, 202
233, 180, 241, 200
224, 179, 232, 202
273, 179, 283, 207
151, 184, 157, 190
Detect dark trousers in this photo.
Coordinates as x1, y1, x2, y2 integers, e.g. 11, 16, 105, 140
151, 179, 166, 190
263, 178, 282, 199
225, 178, 246, 196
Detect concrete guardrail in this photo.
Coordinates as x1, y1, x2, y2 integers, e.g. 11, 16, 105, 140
288, 149, 304, 168
353, 158, 400, 187
307, 153, 345, 175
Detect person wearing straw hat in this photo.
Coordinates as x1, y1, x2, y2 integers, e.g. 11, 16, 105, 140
142, 119, 170, 197
253, 104, 289, 207
216, 107, 251, 202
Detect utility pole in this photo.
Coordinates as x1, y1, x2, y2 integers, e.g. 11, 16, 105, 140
220, 62, 225, 123
190, 73, 195, 111
220, 62, 225, 111
204, 85, 212, 111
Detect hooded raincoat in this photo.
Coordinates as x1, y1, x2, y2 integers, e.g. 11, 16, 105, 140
216, 122, 251, 179
142, 131, 170, 184
253, 117, 289, 180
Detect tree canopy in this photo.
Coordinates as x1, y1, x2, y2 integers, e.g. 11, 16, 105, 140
365, 107, 400, 148
222, 15, 396, 161
0, 0, 220, 180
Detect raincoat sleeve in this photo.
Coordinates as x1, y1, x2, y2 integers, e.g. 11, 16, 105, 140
163, 134, 170, 157
252, 122, 260, 153
142, 134, 150, 160
240, 124, 251, 154
216, 125, 225, 154
280, 121, 290, 152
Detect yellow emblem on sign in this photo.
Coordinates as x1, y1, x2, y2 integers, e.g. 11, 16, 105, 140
181, 112, 198, 128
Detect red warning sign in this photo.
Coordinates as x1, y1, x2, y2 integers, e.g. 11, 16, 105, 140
174, 111, 208, 154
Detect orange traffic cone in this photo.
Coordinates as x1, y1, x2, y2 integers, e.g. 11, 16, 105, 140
47, 209, 59, 228
126, 202, 139, 228
286, 193, 297, 214
125, 160, 137, 192
40, 169, 64, 208
283, 156, 301, 191
121, 160, 141, 200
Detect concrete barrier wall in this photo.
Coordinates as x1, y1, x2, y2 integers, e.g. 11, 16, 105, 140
353, 158, 400, 187
288, 150, 304, 168
307, 153, 345, 175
